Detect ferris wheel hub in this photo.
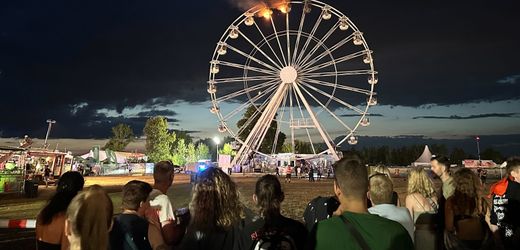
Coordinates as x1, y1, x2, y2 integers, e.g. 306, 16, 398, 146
279, 66, 298, 84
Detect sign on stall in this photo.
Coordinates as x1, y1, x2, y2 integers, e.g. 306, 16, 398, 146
463, 159, 496, 168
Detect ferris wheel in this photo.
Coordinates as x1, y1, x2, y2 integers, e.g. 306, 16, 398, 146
208, 0, 378, 165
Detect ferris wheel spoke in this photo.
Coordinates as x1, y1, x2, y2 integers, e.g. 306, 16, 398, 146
215, 80, 278, 103
291, 4, 307, 65
295, 12, 323, 65
300, 77, 373, 95
291, 85, 317, 154
271, 88, 289, 154
289, 84, 295, 151
298, 82, 353, 132
270, 17, 288, 66
213, 75, 277, 84
299, 81, 365, 114
298, 21, 340, 67
299, 33, 355, 70
292, 82, 340, 158
304, 69, 374, 78
285, 11, 291, 64
254, 22, 285, 68
218, 60, 276, 75
301, 50, 369, 74
223, 83, 279, 121
237, 29, 284, 70
226, 44, 280, 72
236, 94, 271, 138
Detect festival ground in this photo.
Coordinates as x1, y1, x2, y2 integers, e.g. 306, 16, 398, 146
0, 174, 495, 249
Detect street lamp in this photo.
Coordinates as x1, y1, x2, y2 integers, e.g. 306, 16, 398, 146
476, 136, 481, 167
44, 119, 56, 148
213, 136, 221, 162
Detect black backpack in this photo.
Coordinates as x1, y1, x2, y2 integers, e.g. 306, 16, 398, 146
303, 196, 340, 232
250, 228, 297, 250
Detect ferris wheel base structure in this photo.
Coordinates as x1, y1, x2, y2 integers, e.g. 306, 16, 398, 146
208, 1, 379, 167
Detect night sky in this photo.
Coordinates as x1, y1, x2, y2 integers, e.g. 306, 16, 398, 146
0, 0, 519, 153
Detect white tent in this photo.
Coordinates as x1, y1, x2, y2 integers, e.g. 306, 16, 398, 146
79, 150, 146, 164
412, 145, 432, 167
80, 150, 109, 162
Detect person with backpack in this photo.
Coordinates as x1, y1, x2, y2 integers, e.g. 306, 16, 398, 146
243, 174, 308, 250
307, 157, 413, 250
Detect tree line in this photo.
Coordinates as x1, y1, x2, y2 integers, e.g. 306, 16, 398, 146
104, 115, 505, 166
343, 144, 505, 166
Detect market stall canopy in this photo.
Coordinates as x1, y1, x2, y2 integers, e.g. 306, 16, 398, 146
79, 149, 146, 164
0, 146, 26, 164
412, 145, 432, 167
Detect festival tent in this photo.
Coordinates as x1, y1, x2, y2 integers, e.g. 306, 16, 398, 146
411, 145, 433, 167
79, 147, 146, 164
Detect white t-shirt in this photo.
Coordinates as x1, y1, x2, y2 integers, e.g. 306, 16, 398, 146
368, 203, 415, 242
148, 189, 176, 224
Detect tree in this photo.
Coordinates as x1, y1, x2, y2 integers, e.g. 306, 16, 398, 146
281, 143, 293, 153
103, 124, 134, 151
143, 116, 176, 163
196, 143, 210, 160
450, 147, 467, 165
186, 143, 197, 163
219, 143, 236, 156
172, 129, 193, 144
480, 148, 504, 163
236, 105, 286, 154
430, 144, 449, 157
171, 138, 188, 166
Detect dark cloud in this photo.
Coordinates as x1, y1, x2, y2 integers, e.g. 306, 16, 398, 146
340, 113, 384, 117
412, 113, 519, 120
0, 0, 518, 137
136, 110, 177, 117
497, 75, 520, 86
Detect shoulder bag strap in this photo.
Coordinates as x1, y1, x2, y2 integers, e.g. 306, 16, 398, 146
339, 215, 370, 250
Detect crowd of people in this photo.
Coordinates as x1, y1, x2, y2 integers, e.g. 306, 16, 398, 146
34, 156, 520, 250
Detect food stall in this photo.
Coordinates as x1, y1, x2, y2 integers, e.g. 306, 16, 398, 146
26, 149, 73, 184
0, 146, 27, 194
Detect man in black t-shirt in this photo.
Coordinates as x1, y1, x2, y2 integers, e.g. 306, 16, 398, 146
110, 180, 165, 250
490, 157, 520, 249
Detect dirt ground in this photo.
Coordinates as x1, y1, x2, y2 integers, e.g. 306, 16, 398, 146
0, 174, 415, 221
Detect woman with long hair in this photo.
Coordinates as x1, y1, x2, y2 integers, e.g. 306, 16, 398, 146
65, 185, 113, 250
242, 174, 307, 249
405, 167, 439, 250
444, 168, 492, 249
178, 167, 245, 250
36, 171, 84, 250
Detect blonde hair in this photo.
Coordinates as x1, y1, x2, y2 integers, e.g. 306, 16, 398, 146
369, 174, 394, 204
407, 167, 436, 198
66, 185, 113, 250
373, 165, 393, 184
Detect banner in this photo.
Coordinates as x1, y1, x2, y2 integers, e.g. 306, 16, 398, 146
218, 155, 232, 171
463, 159, 496, 168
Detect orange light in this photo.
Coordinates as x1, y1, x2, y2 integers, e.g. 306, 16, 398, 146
258, 8, 273, 19
276, 1, 290, 14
